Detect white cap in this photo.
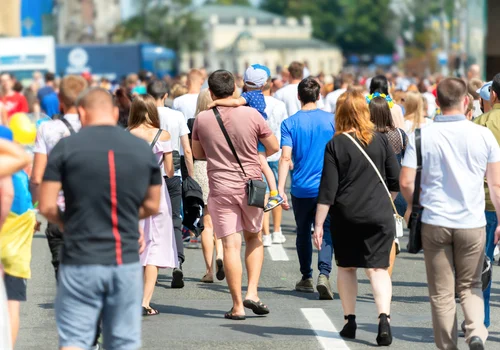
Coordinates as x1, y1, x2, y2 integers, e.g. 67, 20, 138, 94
244, 64, 271, 88
477, 81, 492, 101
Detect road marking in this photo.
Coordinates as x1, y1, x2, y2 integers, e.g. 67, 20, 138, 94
301, 308, 350, 350
266, 244, 289, 261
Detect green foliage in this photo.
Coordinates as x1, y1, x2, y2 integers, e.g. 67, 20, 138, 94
112, 0, 203, 53
261, 0, 394, 54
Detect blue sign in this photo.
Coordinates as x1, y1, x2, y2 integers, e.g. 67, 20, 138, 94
21, 0, 54, 36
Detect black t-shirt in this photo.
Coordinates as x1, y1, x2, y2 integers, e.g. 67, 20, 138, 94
43, 125, 162, 265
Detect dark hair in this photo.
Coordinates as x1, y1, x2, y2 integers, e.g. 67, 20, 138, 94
369, 75, 389, 95
208, 70, 235, 99
492, 73, 500, 97
298, 77, 321, 104
114, 88, 131, 127
44, 72, 55, 82
128, 94, 160, 129
369, 97, 394, 132
147, 80, 169, 100
468, 78, 482, 99
13, 81, 23, 93
437, 78, 467, 110
289, 61, 304, 80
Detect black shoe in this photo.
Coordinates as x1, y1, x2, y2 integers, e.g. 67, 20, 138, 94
171, 262, 184, 289
469, 336, 484, 350
339, 315, 356, 339
376, 313, 392, 346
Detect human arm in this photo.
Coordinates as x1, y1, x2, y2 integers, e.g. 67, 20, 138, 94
1, 107, 7, 126
163, 152, 174, 178
191, 118, 206, 160
39, 181, 64, 229
0, 176, 14, 228
383, 134, 401, 199
259, 135, 279, 157
208, 96, 247, 109
30, 153, 47, 204
180, 134, 194, 177
140, 151, 163, 219
313, 204, 330, 250
278, 146, 292, 210
0, 139, 31, 177
486, 162, 500, 244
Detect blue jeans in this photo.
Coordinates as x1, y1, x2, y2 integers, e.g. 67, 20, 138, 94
394, 193, 407, 218
484, 211, 497, 328
56, 262, 142, 350
291, 195, 333, 279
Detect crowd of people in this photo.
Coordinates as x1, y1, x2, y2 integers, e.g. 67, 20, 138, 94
0, 59, 498, 350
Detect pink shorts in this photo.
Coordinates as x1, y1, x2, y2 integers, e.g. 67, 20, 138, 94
207, 192, 264, 239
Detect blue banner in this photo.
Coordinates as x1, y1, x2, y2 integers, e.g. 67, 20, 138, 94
21, 0, 53, 36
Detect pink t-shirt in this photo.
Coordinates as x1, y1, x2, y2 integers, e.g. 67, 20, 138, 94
192, 106, 273, 197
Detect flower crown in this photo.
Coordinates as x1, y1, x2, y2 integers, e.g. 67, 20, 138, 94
366, 92, 394, 109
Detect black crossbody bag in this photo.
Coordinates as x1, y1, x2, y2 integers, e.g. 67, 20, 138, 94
212, 107, 267, 208
408, 128, 423, 254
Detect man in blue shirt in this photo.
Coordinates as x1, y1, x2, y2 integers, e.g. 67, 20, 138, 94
278, 77, 335, 300
37, 72, 60, 118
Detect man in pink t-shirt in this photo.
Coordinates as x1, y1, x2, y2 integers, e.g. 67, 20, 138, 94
192, 70, 279, 320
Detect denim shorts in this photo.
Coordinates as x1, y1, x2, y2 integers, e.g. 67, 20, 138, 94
56, 262, 142, 350
263, 161, 279, 194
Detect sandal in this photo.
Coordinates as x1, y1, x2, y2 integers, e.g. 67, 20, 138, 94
201, 274, 214, 283
224, 308, 246, 320
243, 299, 270, 315
142, 306, 160, 316
216, 259, 225, 281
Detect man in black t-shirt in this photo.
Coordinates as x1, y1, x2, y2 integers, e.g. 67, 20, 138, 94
39, 88, 162, 350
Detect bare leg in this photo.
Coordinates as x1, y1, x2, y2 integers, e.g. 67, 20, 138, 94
365, 268, 392, 316
337, 267, 358, 322
222, 232, 245, 316
7, 300, 19, 347
272, 204, 282, 233
201, 207, 215, 276
243, 230, 264, 302
142, 265, 159, 308
388, 241, 396, 277
215, 236, 223, 260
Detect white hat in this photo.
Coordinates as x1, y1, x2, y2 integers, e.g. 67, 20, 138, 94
244, 64, 271, 88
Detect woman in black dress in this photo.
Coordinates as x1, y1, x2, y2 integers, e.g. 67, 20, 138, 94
314, 91, 400, 346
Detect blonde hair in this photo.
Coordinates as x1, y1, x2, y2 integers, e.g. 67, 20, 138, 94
404, 91, 424, 132
171, 84, 188, 99
195, 88, 213, 116
335, 90, 374, 145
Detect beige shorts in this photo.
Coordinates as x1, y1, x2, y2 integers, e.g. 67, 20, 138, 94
208, 192, 263, 239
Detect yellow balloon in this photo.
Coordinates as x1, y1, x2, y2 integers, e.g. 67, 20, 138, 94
9, 113, 36, 145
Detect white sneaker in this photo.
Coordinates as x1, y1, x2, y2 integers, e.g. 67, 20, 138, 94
263, 234, 273, 247
494, 245, 499, 258
272, 231, 286, 244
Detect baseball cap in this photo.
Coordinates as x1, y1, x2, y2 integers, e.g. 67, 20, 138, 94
244, 64, 271, 88
477, 81, 492, 101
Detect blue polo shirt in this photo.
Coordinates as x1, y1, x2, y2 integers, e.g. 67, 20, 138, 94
281, 109, 335, 198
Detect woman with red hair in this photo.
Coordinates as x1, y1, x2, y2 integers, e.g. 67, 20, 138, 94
313, 90, 400, 346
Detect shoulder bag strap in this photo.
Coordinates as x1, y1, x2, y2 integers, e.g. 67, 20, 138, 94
151, 129, 163, 150
343, 133, 398, 215
212, 107, 247, 178
412, 128, 422, 207
60, 117, 76, 135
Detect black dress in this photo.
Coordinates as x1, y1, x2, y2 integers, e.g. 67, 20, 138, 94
318, 132, 400, 268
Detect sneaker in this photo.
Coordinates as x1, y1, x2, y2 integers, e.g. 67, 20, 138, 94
171, 261, 184, 289
272, 231, 286, 244
295, 278, 314, 293
186, 236, 201, 249
263, 234, 272, 247
264, 194, 284, 212
316, 274, 334, 300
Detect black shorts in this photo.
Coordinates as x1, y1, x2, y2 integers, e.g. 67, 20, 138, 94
4, 274, 27, 301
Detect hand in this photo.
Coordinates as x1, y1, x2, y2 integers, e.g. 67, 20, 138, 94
279, 191, 290, 211
34, 221, 41, 233
313, 225, 324, 250
495, 226, 500, 245
138, 227, 146, 254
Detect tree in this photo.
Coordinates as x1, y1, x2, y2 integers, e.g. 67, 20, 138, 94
112, 0, 204, 54
260, 0, 395, 54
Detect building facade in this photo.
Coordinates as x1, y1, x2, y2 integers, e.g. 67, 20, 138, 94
183, 5, 343, 76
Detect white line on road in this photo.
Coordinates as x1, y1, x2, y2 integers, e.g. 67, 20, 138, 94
301, 308, 350, 350
266, 244, 289, 261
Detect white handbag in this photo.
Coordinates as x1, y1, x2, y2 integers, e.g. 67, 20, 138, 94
343, 133, 404, 238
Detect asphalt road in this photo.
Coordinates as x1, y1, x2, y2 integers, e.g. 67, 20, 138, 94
16, 209, 500, 349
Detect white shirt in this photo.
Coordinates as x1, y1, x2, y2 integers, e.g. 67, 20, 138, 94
34, 114, 81, 155
423, 92, 437, 117
274, 83, 325, 117
158, 106, 190, 177
264, 96, 288, 162
404, 118, 433, 134
402, 115, 500, 228
324, 88, 346, 113
473, 100, 483, 119
172, 93, 199, 122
